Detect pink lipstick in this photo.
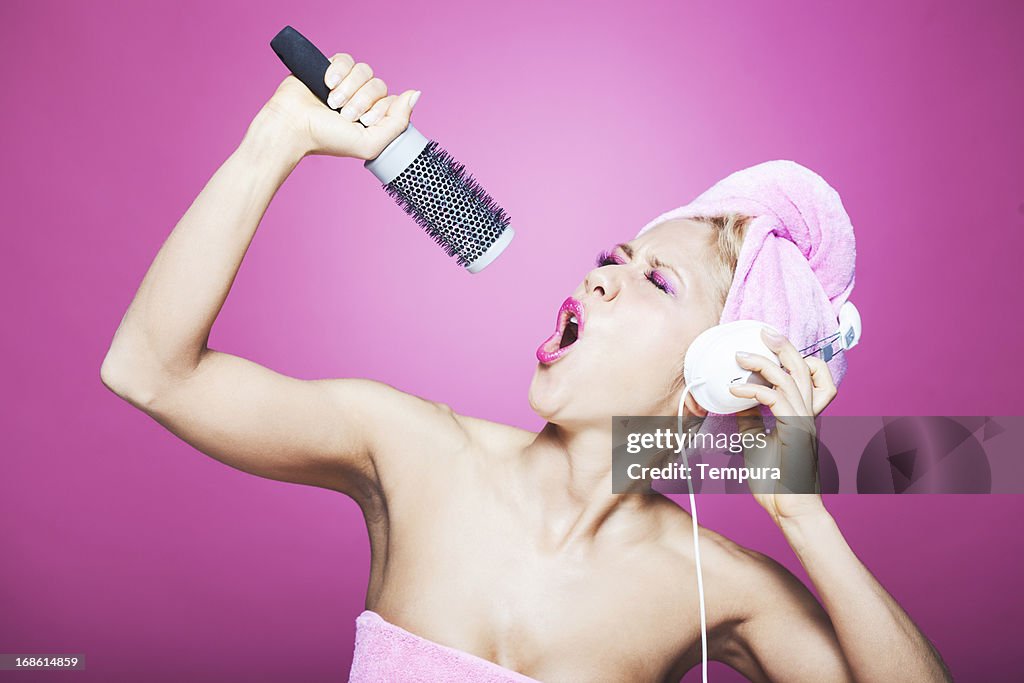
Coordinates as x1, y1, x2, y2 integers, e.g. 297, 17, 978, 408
536, 297, 585, 364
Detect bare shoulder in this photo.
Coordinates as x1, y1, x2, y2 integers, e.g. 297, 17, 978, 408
332, 379, 472, 488
349, 379, 468, 448
657, 504, 818, 621
656, 502, 763, 572
657, 505, 838, 677
449, 410, 537, 457
364, 384, 536, 489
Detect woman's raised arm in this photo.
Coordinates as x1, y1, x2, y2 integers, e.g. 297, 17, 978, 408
100, 61, 436, 501
725, 329, 952, 681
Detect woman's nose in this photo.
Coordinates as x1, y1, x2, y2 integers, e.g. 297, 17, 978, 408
586, 267, 620, 300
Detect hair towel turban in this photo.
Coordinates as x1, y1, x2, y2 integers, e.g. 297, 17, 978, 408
636, 159, 857, 390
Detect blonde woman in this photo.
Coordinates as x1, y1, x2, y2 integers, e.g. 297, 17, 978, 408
101, 53, 951, 682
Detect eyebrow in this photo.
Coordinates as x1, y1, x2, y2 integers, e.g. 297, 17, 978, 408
614, 243, 686, 284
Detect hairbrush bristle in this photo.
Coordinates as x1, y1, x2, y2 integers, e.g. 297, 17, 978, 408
381, 140, 511, 268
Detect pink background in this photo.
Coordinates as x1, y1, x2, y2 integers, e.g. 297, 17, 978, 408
3, 0, 1022, 680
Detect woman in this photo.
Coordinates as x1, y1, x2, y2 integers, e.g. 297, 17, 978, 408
100, 53, 951, 682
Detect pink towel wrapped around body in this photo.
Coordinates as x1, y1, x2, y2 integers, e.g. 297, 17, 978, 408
636, 159, 857, 391
349, 610, 541, 682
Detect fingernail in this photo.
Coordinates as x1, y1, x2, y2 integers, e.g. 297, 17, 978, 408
325, 73, 341, 88
762, 328, 784, 343
329, 90, 350, 109
736, 351, 751, 360
410, 90, 422, 107
339, 106, 357, 121
360, 111, 378, 125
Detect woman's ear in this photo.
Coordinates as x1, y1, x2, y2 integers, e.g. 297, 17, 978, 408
684, 391, 709, 418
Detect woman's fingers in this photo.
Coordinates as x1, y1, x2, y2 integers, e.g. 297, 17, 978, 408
359, 94, 394, 126
326, 59, 374, 111
806, 356, 839, 415
319, 53, 417, 133
733, 352, 807, 416
352, 90, 420, 160
336, 76, 387, 121
760, 328, 813, 410
324, 53, 355, 98
729, 381, 798, 417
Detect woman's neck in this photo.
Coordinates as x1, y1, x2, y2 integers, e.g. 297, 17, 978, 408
519, 421, 664, 552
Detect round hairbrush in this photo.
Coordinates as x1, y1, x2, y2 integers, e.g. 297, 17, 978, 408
270, 26, 515, 274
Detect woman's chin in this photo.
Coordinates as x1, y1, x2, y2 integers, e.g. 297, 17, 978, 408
528, 363, 578, 421
528, 368, 603, 426
527, 370, 557, 420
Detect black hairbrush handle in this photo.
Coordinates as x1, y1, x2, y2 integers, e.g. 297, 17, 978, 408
270, 26, 365, 124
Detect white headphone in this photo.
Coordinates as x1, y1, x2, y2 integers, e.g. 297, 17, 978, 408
683, 300, 863, 415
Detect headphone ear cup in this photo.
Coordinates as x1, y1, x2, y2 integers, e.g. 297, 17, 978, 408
683, 321, 783, 414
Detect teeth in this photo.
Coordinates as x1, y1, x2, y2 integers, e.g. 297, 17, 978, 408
569, 315, 578, 325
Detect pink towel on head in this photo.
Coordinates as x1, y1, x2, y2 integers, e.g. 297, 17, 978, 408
349, 610, 542, 682
636, 159, 857, 391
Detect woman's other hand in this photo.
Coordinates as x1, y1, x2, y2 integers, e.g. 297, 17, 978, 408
728, 328, 839, 527
252, 53, 421, 161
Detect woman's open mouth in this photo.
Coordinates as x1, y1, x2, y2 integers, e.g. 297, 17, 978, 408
536, 297, 585, 364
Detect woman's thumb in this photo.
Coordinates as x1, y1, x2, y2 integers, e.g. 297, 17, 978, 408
360, 90, 421, 160
392, 89, 421, 124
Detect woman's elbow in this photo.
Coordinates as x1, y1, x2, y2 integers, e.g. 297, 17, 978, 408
100, 349, 163, 409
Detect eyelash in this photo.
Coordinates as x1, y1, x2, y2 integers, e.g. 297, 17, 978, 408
595, 250, 673, 294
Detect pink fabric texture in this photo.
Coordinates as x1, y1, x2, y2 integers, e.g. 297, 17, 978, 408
636, 159, 857, 390
349, 610, 541, 682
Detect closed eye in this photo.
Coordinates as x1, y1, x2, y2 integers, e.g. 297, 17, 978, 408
646, 271, 673, 294
595, 249, 675, 295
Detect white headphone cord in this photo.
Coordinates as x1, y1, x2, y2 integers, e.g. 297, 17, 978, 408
677, 381, 708, 683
